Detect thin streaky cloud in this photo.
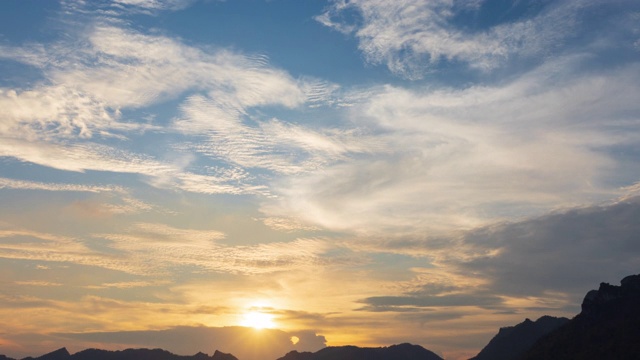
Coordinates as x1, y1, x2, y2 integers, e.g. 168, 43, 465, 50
0, 177, 123, 193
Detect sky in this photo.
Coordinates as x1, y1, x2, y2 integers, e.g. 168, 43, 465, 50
1, 0, 640, 359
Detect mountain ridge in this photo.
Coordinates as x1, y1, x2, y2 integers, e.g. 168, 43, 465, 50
2, 348, 239, 360
468, 315, 569, 360
519, 274, 640, 360
277, 343, 443, 360
2, 343, 441, 360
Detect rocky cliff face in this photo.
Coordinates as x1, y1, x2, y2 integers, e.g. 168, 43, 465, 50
581, 274, 640, 316
520, 274, 640, 360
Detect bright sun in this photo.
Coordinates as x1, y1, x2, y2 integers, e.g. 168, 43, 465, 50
240, 310, 276, 329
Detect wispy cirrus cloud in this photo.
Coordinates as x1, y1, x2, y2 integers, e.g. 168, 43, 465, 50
0, 14, 343, 196
0, 177, 121, 193
316, 0, 639, 79
0, 221, 343, 277
110, 0, 195, 12
175, 95, 374, 175
265, 58, 640, 236
96, 224, 340, 275
0, 24, 314, 140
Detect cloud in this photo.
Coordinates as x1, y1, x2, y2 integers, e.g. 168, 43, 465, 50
265, 59, 640, 236
0, 221, 343, 276
175, 95, 372, 175
0, 228, 153, 276
0, 23, 313, 140
0, 139, 267, 196
360, 293, 503, 310
454, 196, 640, 299
110, 0, 195, 12
0, 14, 344, 196
0, 85, 122, 140
316, 0, 640, 79
12, 281, 64, 287
96, 228, 340, 275
259, 217, 321, 233
0, 177, 122, 193
351, 196, 640, 323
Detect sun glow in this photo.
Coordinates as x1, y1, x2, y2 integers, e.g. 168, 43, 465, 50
240, 310, 276, 329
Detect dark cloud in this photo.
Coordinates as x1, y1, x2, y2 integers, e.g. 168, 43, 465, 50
360, 293, 504, 310
457, 197, 640, 301
354, 197, 640, 319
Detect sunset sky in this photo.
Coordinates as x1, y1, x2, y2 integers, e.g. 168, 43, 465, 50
1, 1, 640, 359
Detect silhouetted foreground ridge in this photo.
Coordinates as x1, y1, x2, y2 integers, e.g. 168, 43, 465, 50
468, 273, 640, 360
520, 274, 640, 360
278, 343, 442, 360
469, 315, 569, 360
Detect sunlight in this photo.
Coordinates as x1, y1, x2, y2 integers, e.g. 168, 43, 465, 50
240, 310, 276, 329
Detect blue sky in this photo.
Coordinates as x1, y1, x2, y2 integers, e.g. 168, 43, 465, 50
1, 1, 640, 359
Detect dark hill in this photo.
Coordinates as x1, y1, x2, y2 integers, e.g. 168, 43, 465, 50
13, 348, 237, 360
469, 316, 569, 360
22, 348, 70, 360
278, 343, 442, 360
520, 274, 640, 360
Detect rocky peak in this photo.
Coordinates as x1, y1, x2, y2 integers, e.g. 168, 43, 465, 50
521, 273, 640, 360
211, 350, 238, 360
32, 348, 70, 360
581, 274, 640, 316
620, 274, 640, 290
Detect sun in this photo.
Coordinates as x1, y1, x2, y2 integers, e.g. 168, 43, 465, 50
240, 310, 276, 329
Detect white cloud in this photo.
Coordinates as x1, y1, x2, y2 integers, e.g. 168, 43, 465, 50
0, 86, 121, 140
0, 20, 342, 195
0, 177, 122, 193
111, 0, 192, 11
265, 60, 640, 236
175, 95, 374, 175
316, 0, 594, 78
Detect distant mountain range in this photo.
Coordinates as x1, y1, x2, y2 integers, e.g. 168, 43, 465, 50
6, 348, 238, 360
3, 344, 441, 360
3, 274, 639, 360
277, 343, 442, 360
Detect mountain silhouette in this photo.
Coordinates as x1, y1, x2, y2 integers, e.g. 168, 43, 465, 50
3, 275, 639, 360
3, 344, 442, 360
468, 316, 569, 360
520, 274, 640, 360
6, 348, 238, 360
277, 343, 443, 360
